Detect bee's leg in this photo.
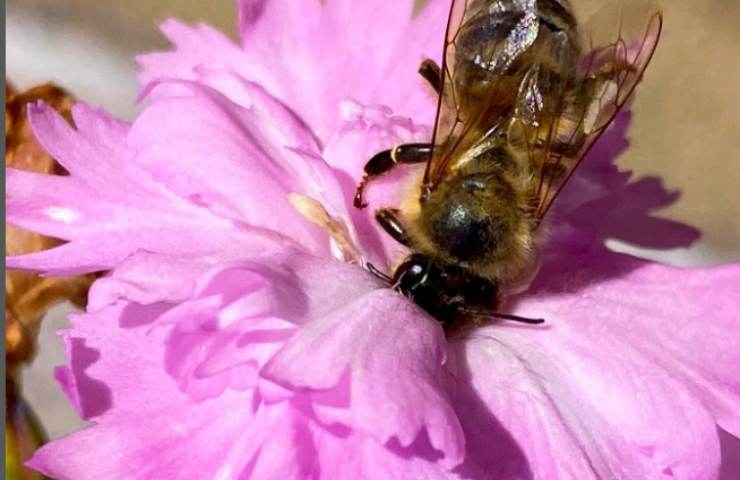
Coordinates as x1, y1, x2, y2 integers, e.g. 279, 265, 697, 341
354, 143, 432, 209
374, 208, 413, 247
418, 59, 442, 94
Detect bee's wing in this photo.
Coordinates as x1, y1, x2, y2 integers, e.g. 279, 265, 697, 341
423, 0, 523, 190
529, 0, 663, 222
423, 0, 472, 189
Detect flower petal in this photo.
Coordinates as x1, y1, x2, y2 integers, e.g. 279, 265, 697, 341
310, 421, 461, 479
447, 260, 740, 479
27, 302, 256, 480
449, 321, 720, 479
30, 251, 469, 479
7, 103, 264, 277
141, 0, 446, 143
7, 80, 360, 306
263, 288, 465, 468
149, 250, 382, 402
524, 260, 740, 438
137, 20, 247, 101
128, 81, 331, 253
237, 0, 422, 140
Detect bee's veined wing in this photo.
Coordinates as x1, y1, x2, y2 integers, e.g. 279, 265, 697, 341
423, 0, 540, 191
528, 0, 663, 222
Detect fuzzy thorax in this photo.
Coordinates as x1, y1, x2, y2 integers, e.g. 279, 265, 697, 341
400, 161, 538, 284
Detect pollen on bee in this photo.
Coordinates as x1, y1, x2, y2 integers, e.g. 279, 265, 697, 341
288, 193, 360, 263
44, 206, 79, 223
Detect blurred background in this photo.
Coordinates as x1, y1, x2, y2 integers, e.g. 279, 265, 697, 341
5, 0, 740, 471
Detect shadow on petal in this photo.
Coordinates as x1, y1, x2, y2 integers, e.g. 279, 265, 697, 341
119, 301, 175, 328
385, 429, 445, 464
67, 338, 112, 419
447, 348, 533, 480
720, 428, 740, 480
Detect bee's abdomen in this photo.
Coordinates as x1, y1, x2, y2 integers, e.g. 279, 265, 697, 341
456, 0, 574, 73
453, 1, 579, 124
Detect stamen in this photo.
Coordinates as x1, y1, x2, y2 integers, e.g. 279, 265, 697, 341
289, 193, 360, 262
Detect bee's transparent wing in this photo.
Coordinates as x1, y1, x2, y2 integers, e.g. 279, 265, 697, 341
423, 0, 530, 189
530, 0, 663, 222
424, 0, 476, 189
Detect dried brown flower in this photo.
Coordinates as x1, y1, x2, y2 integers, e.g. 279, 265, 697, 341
5, 81, 96, 369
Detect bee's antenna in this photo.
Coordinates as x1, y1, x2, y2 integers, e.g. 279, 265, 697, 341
462, 307, 545, 325
490, 312, 545, 325
366, 262, 393, 284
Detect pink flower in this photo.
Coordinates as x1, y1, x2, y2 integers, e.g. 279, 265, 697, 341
6, 0, 740, 478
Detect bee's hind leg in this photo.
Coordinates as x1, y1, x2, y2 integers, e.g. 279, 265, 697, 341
418, 59, 442, 94
354, 143, 432, 209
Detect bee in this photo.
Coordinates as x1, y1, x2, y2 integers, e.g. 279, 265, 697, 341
354, 0, 663, 330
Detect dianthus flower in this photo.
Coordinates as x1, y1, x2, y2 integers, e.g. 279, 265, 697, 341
7, 0, 740, 478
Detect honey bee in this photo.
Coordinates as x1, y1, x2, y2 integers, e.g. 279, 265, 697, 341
354, 0, 663, 330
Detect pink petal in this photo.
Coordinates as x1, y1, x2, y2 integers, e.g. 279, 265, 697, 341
7, 103, 262, 276
7, 80, 357, 306
156, 250, 382, 402
263, 288, 465, 468
26, 300, 262, 480
28, 391, 256, 480
29, 293, 345, 480
161, 266, 296, 401
238, 0, 412, 141
86, 251, 232, 309
29, 252, 471, 478
524, 261, 740, 438
179, 67, 355, 230
128, 81, 331, 253
137, 20, 247, 101
447, 260, 740, 479
141, 0, 447, 143
236, 402, 318, 479
449, 324, 719, 479
149, 251, 468, 468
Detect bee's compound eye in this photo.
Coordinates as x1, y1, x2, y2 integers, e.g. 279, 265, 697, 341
393, 255, 433, 293
401, 260, 427, 282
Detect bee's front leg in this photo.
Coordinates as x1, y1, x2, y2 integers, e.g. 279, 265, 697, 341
354, 143, 432, 209
374, 208, 413, 247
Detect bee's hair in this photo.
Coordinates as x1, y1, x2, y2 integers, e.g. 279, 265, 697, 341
399, 154, 539, 284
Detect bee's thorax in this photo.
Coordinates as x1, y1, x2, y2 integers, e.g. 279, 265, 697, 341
413, 152, 538, 283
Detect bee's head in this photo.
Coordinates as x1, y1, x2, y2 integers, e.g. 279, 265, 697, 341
390, 253, 500, 329
423, 172, 521, 264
